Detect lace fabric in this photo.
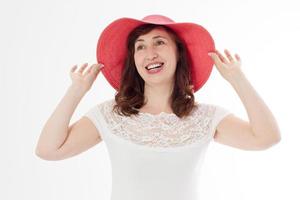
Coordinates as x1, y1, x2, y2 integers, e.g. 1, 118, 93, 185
97, 100, 217, 148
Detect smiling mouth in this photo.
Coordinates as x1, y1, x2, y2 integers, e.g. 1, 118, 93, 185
145, 62, 164, 70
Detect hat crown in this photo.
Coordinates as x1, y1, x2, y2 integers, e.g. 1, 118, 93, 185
142, 15, 174, 24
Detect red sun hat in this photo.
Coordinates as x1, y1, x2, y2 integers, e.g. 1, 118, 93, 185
96, 14, 215, 92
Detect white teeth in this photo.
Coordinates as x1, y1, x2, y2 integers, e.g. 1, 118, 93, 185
146, 63, 163, 70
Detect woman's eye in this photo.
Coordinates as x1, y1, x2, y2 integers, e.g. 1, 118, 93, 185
136, 45, 144, 51
156, 40, 165, 45
135, 41, 165, 51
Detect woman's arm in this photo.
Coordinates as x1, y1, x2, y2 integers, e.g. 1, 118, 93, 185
209, 50, 281, 150
35, 63, 104, 158
229, 70, 281, 143
35, 85, 86, 156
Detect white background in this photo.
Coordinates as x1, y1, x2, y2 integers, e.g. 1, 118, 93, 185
1, 0, 299, 199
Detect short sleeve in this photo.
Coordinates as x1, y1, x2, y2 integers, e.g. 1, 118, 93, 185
83, 104, 105, 139
210, 105, 232, 139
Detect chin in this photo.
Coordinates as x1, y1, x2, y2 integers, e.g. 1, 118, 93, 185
145, 77, 174, 86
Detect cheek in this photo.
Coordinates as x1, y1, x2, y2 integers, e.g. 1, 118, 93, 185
134, 53, 144, 69
168, 50, 178, 67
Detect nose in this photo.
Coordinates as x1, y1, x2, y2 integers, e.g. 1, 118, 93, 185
145, 46, 158, 60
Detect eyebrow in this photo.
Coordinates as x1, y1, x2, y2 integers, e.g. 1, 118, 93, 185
135, 35, 168, 43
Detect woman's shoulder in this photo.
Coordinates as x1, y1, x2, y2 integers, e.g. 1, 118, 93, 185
194, 100, 220, 110
194, 101, 231, 119
86, 98, 116, 116
193, 101, 229, 116
94, 98, 116, 108
192, 101, 216, 117
194, 100, 227, 109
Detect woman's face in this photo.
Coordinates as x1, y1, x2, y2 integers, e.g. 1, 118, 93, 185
133, 27, 178, 86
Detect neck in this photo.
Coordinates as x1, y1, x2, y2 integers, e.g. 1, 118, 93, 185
142, 82, 174, 113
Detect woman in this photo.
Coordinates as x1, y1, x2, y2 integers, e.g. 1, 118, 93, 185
35, 15, 281, 200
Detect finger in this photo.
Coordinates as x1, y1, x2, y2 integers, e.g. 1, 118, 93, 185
78, 63, 89, 73
235, 54, 241, 62
93, 64, 105, 76
224, 49, 234, 62
84, 63, 104, 76
70, 65, 77, 73
209, 52, 224, 66
84, 64, 96, 75
215, 50, 229, 64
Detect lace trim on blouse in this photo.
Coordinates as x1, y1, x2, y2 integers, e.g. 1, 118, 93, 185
98, 100, 216, 148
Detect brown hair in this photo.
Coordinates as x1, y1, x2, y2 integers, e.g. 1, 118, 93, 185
113, 24, 196, 118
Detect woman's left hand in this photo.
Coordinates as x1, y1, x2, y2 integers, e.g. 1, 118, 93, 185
208, 49, 244, 82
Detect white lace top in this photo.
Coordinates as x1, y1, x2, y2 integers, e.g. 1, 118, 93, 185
84, 99, 231, 200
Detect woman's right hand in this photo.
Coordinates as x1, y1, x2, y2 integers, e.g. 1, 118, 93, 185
69, 63, 104, 93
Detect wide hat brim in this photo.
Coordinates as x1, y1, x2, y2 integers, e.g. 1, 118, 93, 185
96, 15, 215, 92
